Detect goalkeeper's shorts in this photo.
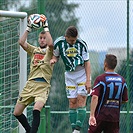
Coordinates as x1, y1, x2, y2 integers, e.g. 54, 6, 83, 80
17, 79, 50, 106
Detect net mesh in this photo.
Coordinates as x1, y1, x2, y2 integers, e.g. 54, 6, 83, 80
0, 0, 133, 133
0, 17, 20, 132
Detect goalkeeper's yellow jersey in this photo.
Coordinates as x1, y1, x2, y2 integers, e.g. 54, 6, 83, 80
25, 43, 53, 84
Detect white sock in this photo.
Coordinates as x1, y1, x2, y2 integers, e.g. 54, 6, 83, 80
73, 129, 80, 133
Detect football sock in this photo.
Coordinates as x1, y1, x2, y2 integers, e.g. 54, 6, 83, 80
30, 110, 40, 133
69, 108, 77, 130
76, 106, 86, 129
14, 113, 31, 132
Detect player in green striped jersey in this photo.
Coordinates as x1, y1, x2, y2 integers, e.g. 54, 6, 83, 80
50, 26, 91, 133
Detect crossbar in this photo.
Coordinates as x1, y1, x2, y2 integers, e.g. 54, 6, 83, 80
0, 10, 27, 18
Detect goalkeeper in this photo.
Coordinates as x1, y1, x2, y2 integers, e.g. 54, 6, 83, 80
13, 14, 53, 133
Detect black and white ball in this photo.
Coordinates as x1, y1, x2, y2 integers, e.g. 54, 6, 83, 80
29, 14, 43, 29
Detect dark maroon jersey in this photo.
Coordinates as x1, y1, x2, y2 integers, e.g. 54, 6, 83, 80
91, 72, 128, 122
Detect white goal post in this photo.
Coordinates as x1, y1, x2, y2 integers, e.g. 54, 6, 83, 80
0, 10, 27, 133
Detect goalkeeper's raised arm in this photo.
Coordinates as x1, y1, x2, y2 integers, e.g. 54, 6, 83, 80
40, 14, 53, 50
18, 14, 53, 51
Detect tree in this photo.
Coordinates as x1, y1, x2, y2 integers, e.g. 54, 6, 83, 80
45, 0, 79, 40
0, 0, 18, 10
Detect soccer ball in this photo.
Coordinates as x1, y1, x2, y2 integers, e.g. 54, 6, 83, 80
29, 14, 43, 29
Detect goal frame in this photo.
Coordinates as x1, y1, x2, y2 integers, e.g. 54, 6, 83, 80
0, 10, 27, 133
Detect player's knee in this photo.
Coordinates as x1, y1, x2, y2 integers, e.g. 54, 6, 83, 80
13, 111, 19, 116
69, 99, 77, 108
13, 109, 23, 116
34, 101, 45, 111
77, 95, 87, 107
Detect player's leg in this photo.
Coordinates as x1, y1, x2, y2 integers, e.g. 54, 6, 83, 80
68, 98, 78, 131
74, 95, 87, 132
30, 101, 44, 133
104, 121, 119, 133
30, 81, 50, 133
73, 69, 88, 132
65, 71, 78, 132
13, 81, 34, 132
13, 103, 31, 133
68, 95, 87, 132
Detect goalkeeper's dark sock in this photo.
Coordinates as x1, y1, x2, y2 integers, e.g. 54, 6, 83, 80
30, 110, 40, 133
69, 108, 77, 131
14, 113, 31, 132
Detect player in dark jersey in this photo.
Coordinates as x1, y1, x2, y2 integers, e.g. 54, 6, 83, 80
88, 54, 128, 133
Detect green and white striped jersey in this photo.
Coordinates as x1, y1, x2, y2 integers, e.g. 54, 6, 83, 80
54, 36, 89, 71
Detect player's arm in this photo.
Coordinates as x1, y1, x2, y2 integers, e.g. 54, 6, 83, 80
89, 94, 98, 126
122, 83, 128, 104
50, 40, 60, 65
18, 30, 29, 50
50, 55, 59, 65
18, 15, 33, 50
41, 14, 53, 51
44, 31, 53, 51
85, 60, 91, 93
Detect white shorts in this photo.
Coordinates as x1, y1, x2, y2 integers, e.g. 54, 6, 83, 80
65, 67, 87, 98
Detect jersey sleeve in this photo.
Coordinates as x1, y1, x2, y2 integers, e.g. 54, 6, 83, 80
53, 37, 61, 57
91, 77, 101, 96
53, 46, 60, 57
122, 83, 128, 102
78, 39, 89, 61
82, 46, 89, 61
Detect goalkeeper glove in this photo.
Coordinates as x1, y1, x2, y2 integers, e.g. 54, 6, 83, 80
26, 15, 33, 32
43, 20, 49, 32
40, 14, 49, 32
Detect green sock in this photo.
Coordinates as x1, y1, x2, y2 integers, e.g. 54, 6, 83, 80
76, 106, 86, 129
69, 108, 77, 130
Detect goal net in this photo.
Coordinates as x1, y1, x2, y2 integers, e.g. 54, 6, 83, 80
0, 11, 28, 133
0, 10, 46, 133
0, 16, 20, 133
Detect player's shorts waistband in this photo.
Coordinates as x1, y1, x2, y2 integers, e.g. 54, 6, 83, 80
32, 78, 46, 82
